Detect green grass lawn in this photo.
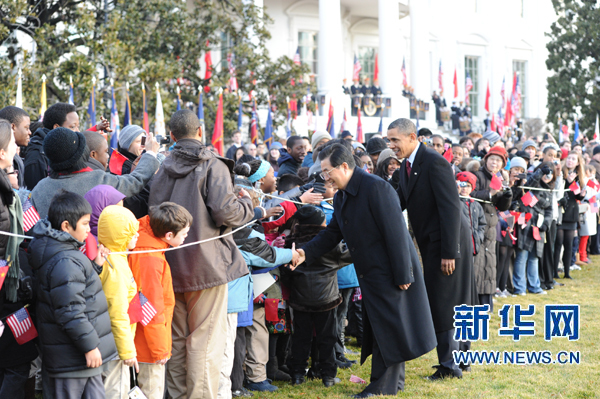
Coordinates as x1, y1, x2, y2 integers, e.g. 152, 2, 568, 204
263, 259, 600, 399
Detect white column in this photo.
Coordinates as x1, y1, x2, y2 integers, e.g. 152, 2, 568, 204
318, 0, 343, 96
378, 0, 402, 97
409, 0, 429, 100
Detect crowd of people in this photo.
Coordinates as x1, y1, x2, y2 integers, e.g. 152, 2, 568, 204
0, 101, 596, 399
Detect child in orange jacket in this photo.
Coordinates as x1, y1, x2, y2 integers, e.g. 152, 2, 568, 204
128, 202, 193, 399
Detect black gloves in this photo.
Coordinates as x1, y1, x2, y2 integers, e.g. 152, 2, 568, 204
539, 165, 552, 176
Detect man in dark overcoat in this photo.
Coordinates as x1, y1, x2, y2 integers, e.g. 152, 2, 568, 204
296, 144, 437, 398
389, 118, 476, 380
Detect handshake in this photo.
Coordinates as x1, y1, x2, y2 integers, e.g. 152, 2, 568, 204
287, 243, 306, 270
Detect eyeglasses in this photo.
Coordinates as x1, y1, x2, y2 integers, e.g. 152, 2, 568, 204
5, 170, 18, 176
320, 165, 341, 180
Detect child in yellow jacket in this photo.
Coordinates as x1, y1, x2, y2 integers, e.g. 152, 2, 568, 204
98, 205, 140, 399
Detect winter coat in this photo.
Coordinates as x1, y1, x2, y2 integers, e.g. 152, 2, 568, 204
23, 127, 50, 190
302, 151, 314, 168
558, 175, 585, 228
283, 225, 353, 312
396, 144, 476, 332
302, 167, 437, 366
148, 139, 254, 293
579, 183, 598, 237
128, 216, 175, 363
13, 154, 25, 188
461, 198, 487, 255
98, 206, 139, 360
28, 219, 117, 374
471, 166, 513, 295
31, 152, 159, 219
233, 226, 293, 327
277, 148, 302, 176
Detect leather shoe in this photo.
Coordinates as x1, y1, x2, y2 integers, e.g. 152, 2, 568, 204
459, 363, 471, 372
425, 366, 462, 380
291, 375, 305, 385
350, 392, 376, 398
323, 377, 341, 387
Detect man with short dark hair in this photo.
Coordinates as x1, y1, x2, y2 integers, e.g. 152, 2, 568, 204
83, 131, 109, 171
278, 136, 306, 176
430, 134, 445, 155
149, 109, 254, 398
389, 117, 476, 381
0, 106, 30, 187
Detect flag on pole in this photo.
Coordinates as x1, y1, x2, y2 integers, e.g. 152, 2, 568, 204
374, 53, 379, 83
142, 83, 149, 133
356, 106, 363, 143
22, 198, 40, 232
68, 76, 74, 105
16, 69, 23, 108
574, 119, 580, 142
340, 109, 347, 133
123, 83, 131, 127
6, 307, 38, 345
0, 260, 9, 291
237, 95, 243, 131
87, 77, 96, 128
293, 47, 301, 65
286, 97, 292, 138
109, 81, 120, 155
176, 86, 181, 111
595, 114, 599, 141
561, 123, 570, 143
353, 55, 362, 82
465, 72, 473, 105
438, 60, 443, 95
227, 53, 238, 92
401, 57, 408, 88
250, 98, 258, 145
40, 74, 47, 121
484, 81, 490, 113
491, 113, 496, 133
204, 42, 212, 93
212, 91, 224, 156
154, 83, 166, 135
197, 86, 205, 142
514, 73, 522, 117
264, 99, 273, 149
453, 68, 458, 99
326, 99, 335, 136
500, 76, 506, 105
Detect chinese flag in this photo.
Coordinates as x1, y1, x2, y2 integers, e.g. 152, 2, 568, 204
128, 292, 143, 324
443, 147, 453, 163
212, 92, 224, 156
265, 299, 279, 322
521, 192, 538, 207
83, 234, 98, 261
108, 150, 129, 175
485, 81, 490, 113
0, 264, 8, 291
490, 174, 503, 190
453, 68, 458, 98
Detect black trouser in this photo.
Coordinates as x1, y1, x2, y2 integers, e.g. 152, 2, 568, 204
231, 327, 247, 391
0, 362, 30, 399
346, 294, 363, 346
540, 220, 557, 287
290, 309, 338, 379
436, 329, 460, 371
334, 288, 354, 357
554, 228, 575, 278
497, 245, 513, 291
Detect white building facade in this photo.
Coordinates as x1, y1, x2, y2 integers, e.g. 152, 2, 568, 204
259, 0, 556, 137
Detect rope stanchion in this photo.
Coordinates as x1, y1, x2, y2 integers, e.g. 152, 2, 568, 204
460, 195, 492, 204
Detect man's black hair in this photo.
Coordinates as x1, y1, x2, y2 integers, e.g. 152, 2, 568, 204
431, 134, 444, 141
286, 135, 304, 149
277, 174, 305, 193
318, 143, 356, 169
83, 131, 107, 153
0, 106, 29, 125
48, 190, 93, 231
418, 128, 433, 137
43, 103, 77, 130
170, 109, 201, 140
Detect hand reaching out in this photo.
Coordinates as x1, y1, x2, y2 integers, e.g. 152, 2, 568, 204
300, 188, 323, 205
95, 116, 112, 133
264, 206, 283, 219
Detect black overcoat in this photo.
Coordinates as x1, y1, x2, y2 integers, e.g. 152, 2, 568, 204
301, 167, 437, 367
396, 144, 476, 332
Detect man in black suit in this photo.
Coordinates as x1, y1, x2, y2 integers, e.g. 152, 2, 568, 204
389, 118, 476, 380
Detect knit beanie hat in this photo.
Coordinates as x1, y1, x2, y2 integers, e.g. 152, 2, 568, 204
294, 205, 326, 226
43, 127, 87, 172
377, 148, 399, 167
483, 130, 501, 146
119, 124, 145, 151
509, 156, 527, 171
366, 137, 388, 155
521, 140, 537, 151
593, 145, 600, 156
311, 131, 332, 149
456, 171, 477, 189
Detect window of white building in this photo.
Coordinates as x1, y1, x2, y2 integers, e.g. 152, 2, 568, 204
358, 47, 377, 83
465, 56, 480, 116
220, 32, 234, 72
298, 31, 318, 76
513, 60, 527, 118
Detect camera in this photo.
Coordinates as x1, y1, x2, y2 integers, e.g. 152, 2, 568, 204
155, 135, 172, 146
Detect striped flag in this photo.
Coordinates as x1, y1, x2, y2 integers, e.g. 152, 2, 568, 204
353, 55, 362, 82
212, 92, 224, 156
123, 83, 131, 127
6, 308, 38, 345
401, 57, 408, 88
250, 98, 258, 145
22, 198, 40, 232
293, 47, 301, 65
465, 72, 473, 105
438, 60, 443, 95
139, 292, 157, 326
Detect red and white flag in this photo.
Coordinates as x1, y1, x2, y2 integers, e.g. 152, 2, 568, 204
128, 292, 157, 326
353, 55, 362, 82
139, 292, 157, 326
438, 60, 443, 94
22, 198, 40, 232
484, 81, 490, 113
401, 57, 408, 88
6, 307, 38, 345
453, 68, 458, 99
293, 47, 301, 65
465, 72, 473, 105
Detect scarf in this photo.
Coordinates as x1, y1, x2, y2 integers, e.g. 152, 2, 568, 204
4, 191, 24, 302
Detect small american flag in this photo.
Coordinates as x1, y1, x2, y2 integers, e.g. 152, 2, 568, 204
352, 54, 362, 82
227, 53, 238, 92
293, 47, 301, 65
139, 292, 157, 326
465, 72, 473, 104
6, 307, 38, 345
22, 198, 40, 232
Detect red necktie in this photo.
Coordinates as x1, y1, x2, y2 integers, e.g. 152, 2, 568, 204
406, 160, 412, 177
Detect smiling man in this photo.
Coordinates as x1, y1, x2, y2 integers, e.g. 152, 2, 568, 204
277, 136, 306, 176
0, 106, 31, 187
295, 144, 436, 397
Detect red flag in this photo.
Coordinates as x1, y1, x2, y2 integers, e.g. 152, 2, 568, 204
587, 179, 600, 191
80, 234, 98, 261
491, 113, 497, 133
490, 175, 503, 190
569, 181, 581, 195
485, 81, 490, 113
532, 226, 541, 241
128, 292, 143, 324
204, 41, 212, 93
0, 261, 8, 291
356, 106, 363, 143
212, 92, 224, 156
590, 196, 599, 213
250, 99, 258, 145
142, 84, 149, 133
521, 192, 538, 207
108, 150, 129, 175
453, 68, 458, 98
443, 147, 453, 163
374, 53, 379, 82
6, 308, 38, 345
265, 298, 279, 322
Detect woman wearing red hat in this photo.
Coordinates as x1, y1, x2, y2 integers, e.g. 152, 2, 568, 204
470, 147, 513, 310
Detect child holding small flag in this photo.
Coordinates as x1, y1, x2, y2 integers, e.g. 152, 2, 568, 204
29, 191, 116, 398
128, 202, 193, 399
97, 205, 140, 398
